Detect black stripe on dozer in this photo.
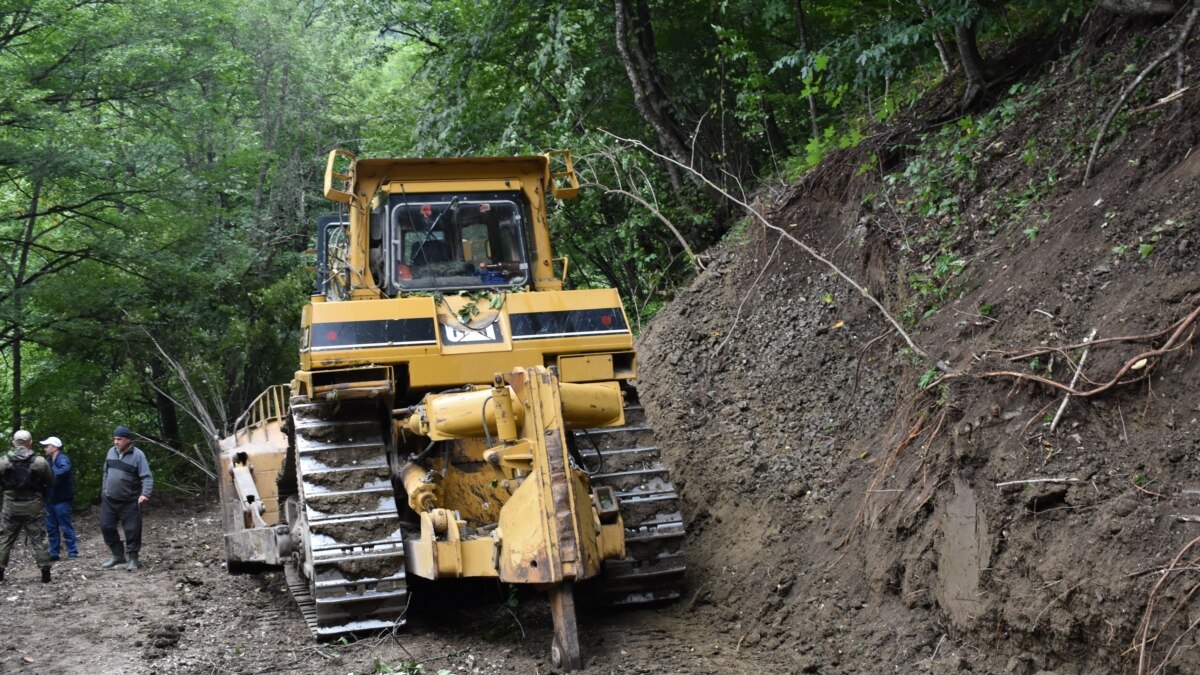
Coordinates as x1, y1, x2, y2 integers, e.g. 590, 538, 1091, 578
509, 307, 628, 338
311, 318, 436, 348
575, 403, 687, 605
309, 307, 626, 349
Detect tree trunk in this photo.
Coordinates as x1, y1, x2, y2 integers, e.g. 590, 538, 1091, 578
613, 0, 694, 189
919, 0, 955, 74
151, 359, 183, 450
794, 0, 820, 139
955, 19, 988, 108
9, 178, 41, 432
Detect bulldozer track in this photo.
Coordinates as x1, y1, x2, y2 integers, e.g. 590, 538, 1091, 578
576, 403, 686, 605
289, 398, 409, 637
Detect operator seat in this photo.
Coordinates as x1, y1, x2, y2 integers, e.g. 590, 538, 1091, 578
413, 240, 451, 264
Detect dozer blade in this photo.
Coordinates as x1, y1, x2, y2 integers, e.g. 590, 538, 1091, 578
576, 401, 687, 605
288, 398, 409, 638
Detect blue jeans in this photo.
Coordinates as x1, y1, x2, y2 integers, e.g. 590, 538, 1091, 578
44, 501, 78, 558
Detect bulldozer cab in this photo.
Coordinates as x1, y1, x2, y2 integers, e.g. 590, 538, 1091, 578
383, 192, 532, 293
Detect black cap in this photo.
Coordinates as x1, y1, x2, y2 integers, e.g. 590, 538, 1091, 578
113, 426, 133, 439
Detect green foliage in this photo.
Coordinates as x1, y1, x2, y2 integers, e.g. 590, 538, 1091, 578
917, 369, 939, 390
0, 0, 1101, 497
907, 250, 966, 319
0, 0, 364, 492
483, 585, 523, 641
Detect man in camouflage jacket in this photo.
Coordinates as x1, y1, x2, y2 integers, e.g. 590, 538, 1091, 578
0, 430, 54, 583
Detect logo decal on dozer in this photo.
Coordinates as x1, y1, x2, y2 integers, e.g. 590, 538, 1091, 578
441, 320, 502, 344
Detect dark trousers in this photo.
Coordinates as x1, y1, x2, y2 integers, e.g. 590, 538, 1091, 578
45, 501, 78, 557
100, 496, 142, 555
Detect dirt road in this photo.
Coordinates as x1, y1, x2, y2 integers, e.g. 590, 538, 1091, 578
0, 497, 788, 675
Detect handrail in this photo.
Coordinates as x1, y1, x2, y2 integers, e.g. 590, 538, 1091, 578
232, 384, 291, 441
323, 148, 357, 203
545, 149, 579, 199
554, 255, 570, 285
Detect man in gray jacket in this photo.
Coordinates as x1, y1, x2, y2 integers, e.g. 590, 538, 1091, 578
100, 426, 153, 571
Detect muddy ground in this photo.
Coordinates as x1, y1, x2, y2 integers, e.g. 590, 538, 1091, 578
2, 8, 1200, 675
0, 499, 776, 674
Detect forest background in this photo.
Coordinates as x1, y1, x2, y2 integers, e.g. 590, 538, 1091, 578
0, 0, 1163, 497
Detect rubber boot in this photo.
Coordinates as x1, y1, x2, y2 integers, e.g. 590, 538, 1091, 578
101, 546, 126, 569
41, 566, 51, 583
125, 553, 139, 571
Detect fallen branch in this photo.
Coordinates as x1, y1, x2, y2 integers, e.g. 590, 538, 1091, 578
1131, 86, 1191, 114
1085, 3, 1200, 185
1049, 328, 1097, 432
584, 183, 703, 271
134, 436, 216, 481
995, 477, 1082, 488
128, 312, 229, 473
1000, 307, 1199, 361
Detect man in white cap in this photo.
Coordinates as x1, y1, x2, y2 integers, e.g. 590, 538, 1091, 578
0, 430, 54, 582
41, 436, 77, 560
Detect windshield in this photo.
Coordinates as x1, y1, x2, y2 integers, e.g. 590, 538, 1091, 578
386, 193, 530, 293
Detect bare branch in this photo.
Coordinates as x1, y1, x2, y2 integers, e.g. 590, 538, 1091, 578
599, 129, 930, 360
129, 316, 228, 469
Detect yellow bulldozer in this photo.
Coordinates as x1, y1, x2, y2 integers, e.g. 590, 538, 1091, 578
216, 149, 685, 668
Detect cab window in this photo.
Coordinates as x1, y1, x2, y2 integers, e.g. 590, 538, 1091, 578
389, 194, 530, 293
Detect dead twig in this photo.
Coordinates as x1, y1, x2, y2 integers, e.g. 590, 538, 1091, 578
995, 477, 1081, 488
1033, 579, 1088, 628
1135, 533, 1200, 674
850, 331, 893, 402
713, 230, 784, 359
1049, 328, 1097, 432
1132, 476, 1171, 500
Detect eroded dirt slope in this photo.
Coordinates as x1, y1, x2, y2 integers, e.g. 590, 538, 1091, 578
637, 11, 1200, 675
